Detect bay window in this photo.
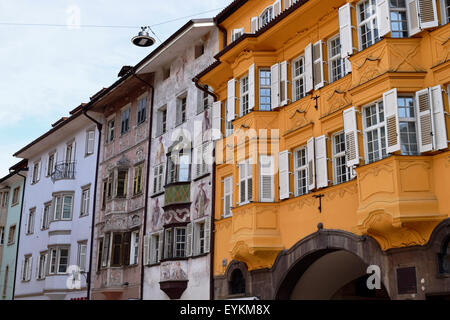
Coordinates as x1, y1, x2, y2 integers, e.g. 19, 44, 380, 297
398, 96, 419, 155
390, 0, 408, 38
240, 75, 250, 116
166, 150, 191, 184
259, 69, 271, 111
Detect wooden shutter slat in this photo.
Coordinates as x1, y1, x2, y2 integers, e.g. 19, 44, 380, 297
307, 138, 315, 191
430, 85, 448, 150
304, 43, 313, 93
315, 135, 328, 189
407, 0, 421, 36
278, 150, 290, 200
383, 88, 401, 154
271, 63, 280, 110
343, 107, 360, 167
416, 88, 434, 152
376, 0, 392, 37
227, 79, 236, 122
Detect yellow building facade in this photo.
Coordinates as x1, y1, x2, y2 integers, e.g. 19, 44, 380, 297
197, 0, 450, 300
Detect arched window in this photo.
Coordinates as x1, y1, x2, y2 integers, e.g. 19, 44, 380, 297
229, 269, 246, 295
438, 236, 450, 274
259, 6, 273, 28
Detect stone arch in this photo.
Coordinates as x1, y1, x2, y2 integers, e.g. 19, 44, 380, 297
225, 260, 251, 296
426, 219, 450, 275
272, 229, 390, 300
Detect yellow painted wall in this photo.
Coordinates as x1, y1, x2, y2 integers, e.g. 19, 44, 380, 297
201, 0, 450, 276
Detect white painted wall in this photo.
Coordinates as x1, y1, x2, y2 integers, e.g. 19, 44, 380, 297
14, 116, 99, 300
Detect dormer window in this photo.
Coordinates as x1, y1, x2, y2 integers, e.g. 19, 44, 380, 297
167, 150, 191, 185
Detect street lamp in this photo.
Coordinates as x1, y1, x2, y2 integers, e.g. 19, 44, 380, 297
132, 26, 156, 47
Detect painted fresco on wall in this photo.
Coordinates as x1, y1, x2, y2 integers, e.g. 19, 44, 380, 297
193, 181, 210, 220
161, 261, 188, 282
152, 198, 162, 230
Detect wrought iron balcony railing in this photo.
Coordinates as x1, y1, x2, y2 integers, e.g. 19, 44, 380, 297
51, 161, 76, 181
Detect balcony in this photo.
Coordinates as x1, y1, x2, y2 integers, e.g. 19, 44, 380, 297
51, 162, 76, 181
355, 155, 448, 250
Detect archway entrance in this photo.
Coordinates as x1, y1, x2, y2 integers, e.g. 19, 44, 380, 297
287, 250, 389, 300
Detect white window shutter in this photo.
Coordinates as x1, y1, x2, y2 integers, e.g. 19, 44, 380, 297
284, 0, 292, 11
339, 4, 354, 59
40, 208, 45, 230
304, 43, 313, 93
278, 150, 290, 200
158, 231, 163, 262
271, 63, 280, 110
430, 85, 448, 150
27, 257, 32, 281
313, 41, 325, 90
227, 79, 236, 122
186, 223, 193, 257
407, 0, 421, 36
418, 0, 439, 29
307, 137, 316, 191
87, 131, 95, 154
35, 256, 40, 279
193, 145, 202, 178
280, 61, 288, 106
144, 235, 150, 265
383, 88, 401, 154
249, 64, 256, 111
212, 101, 222, 141
224, 176, 233, 217
239, 162, 246, 204
247, 161, 253, 202
315, 135, 328, 189
415, 88, 434, 152
343, 107, 360, 167
259, 155, 274, 202
204, 216, 211, 253
273, 0, 282, 16
376, 0, 392, 37
44, 254, 48, 277
251, 17, 259, 33
21, 259, 25, 280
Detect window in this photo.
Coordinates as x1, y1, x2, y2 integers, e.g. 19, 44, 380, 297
164, 229, 173, 259
332, 132, 351, 185
231, 28, 244, 42
121, 108, 130, 135
363, 101, 387, 164
193, 219, 210, 256
0, 227, 4, 245
260, 6, 274, 28
110, 232, 132, 267
32, 161, 40, 184
198, 87, 210, 114
116, 169, 129, 198
7, 225, 15, 245
65, 143, 74, 163
292, 56, 306, 102
223, 176, 233, 217
174, 228, 186, 258
259, 155, 275, 202
390, 0, 408, 38
12, 187, 20, 206
102, 234, 110, 268
225, 100, 234, 137
47, 153, 55, 176
3, 266, 8, 297
80, 187, 90, 216
130, 231, 139, 265
176, 96, 187, 125
42, 203, 51, 230
239, 159, 253, 205
259, 69, 271, 111
328, 35, 345, 82
85, 130, 95, 156
107, 119, 115, 143
37, 252, 47, 280
229, 269, 246, 295
157, 106, 167, 136
294, 147, 308, 196
53, 194, 74, 221
167, 151, 190, 184
153, 164, 165, 194
26, 208, 35, 235
195, 43, 205, 59
150, 232, 162, 264
240, 75, 250, 116
1, 192, 8, 207
357, 0, 380, 50
97, 238, 103, 271
137, 97, 147, 125
22, 256, 32, 281
163, 67, 171, 80
194, 142, 211, 178
106, 173, 113, 200
77, 242, 87, 272
133, 164, 144, 196
443, 0, 450, 24
398, 96, 419, 155
49, 247, 69, 274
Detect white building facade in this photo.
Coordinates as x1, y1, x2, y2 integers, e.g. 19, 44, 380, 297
139, 19, 219, 300
14, 109, 99, 300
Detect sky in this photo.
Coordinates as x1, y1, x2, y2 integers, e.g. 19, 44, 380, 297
0, 0, 230, 177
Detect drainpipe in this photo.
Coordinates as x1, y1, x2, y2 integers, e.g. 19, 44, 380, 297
132, 72, 154, 301
11, 168, 28, 300
217, 24, 228, 49
193, 77, 218, 102
82, 106, 102, 300
193, 76, 218, 300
